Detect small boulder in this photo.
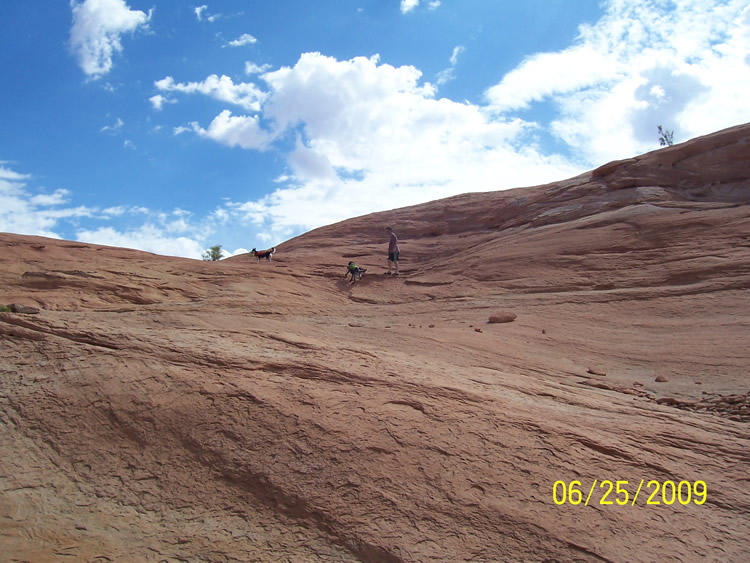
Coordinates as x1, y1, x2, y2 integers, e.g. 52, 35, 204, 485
488, 312, 517, 324
655, 375, 669, 383
8, 304, 40, 314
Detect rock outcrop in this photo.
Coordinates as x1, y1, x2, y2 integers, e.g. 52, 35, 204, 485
1, 122, 749, 561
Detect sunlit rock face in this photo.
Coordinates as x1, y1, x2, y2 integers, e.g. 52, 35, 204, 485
1, 122, 749, 562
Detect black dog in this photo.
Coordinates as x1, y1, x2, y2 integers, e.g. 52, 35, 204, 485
251, 247, 276, 262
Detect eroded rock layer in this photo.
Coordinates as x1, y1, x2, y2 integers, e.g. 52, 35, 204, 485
1, 123, 749, 561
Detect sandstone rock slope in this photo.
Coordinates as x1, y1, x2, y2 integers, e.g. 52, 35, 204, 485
1, 123, 749, 561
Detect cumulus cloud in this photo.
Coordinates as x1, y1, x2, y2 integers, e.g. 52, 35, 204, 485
485, 44, 615, 112
75, 225, 206, 258
227, 33, 258, 47
0, 162, 217, 259
155, 74, 267, 111
194, 4, 221, 23
70, 0, 152, 78
0, 164, 93, 238
30, 189, 72, 206
73, 204, 229, 258
0, 165, 31, 183
487, 0, 750, 164
245, 61, 272, 75
149, 94, 176, 110
150, 0, 750, 246
178, 53, 580, 242
261, 53, 436, 147
188, 110, 270, 150
400, 0, 419, 14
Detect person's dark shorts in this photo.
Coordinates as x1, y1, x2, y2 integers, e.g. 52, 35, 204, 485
388, 252, 399, 262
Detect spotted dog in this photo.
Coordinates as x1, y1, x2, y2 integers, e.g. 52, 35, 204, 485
251, 247, 276, 262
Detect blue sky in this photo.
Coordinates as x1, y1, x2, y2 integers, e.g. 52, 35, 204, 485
1, 1, 749, 259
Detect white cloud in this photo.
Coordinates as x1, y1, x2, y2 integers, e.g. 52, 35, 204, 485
485, 44, 615, 112
30, 189, 71, 206
450, 45, 464, 66
73, 207, 223, 258
199, 52, 580, 242
101, 205, 127, 216
149, 94, 177, 110
261, 53, 437, 146
400, 0, 419, 14
0, 165, 31, 182
194, 5, 222, 23
227, 33, 258, 47
100, 117, 124, 132
487, 0, 750, 165
436, 45, 465, 85
150, 95, 165, 110
189, 110, 270, 150
0, 162, 218, 259
70, 0, 152, 78
76, 225, 205, 258
428, 1, 441, 9
245, 61, 272, 75
228, 247, 250, 256
155, 74, 267, 111
149, 0, 750, 248
0, 164, 93, 238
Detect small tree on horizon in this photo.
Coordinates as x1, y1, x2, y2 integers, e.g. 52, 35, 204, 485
657, 124, 674, 146
202, 244, 223, 261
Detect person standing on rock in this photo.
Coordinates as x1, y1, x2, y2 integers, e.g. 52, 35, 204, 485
386, 226, 400, 276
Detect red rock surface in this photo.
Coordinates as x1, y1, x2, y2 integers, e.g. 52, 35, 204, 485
1, 123, 749, 561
